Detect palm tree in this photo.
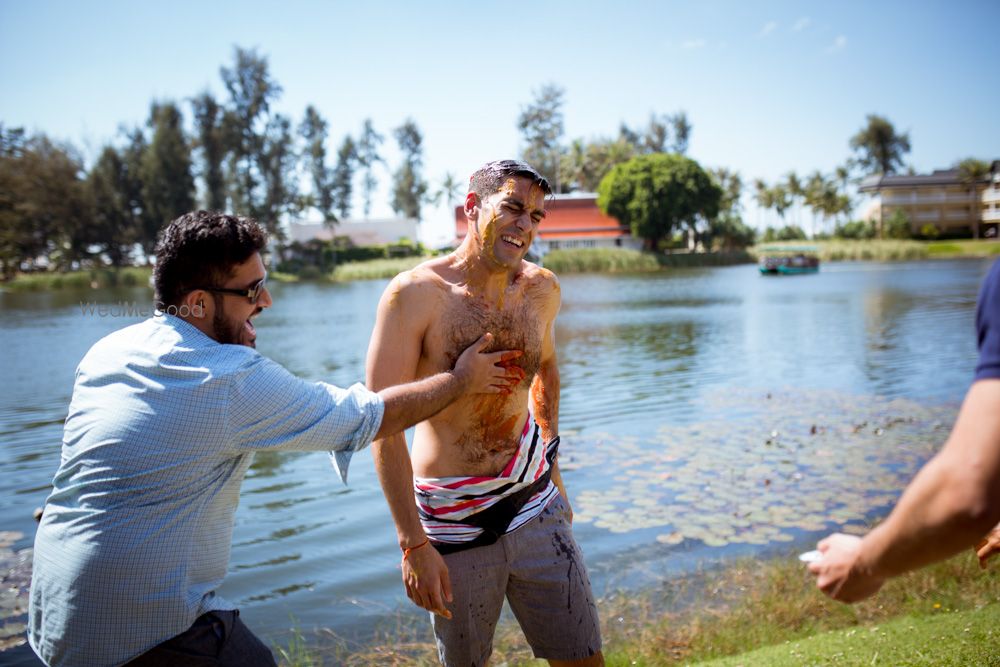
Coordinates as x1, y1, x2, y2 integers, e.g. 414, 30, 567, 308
785, 171, 803, 229
771, 184, 792, 225
849, 114, 911, 175
958, 158, 990, 239
753, 179, 793, 231
560, 139, 587, 192
434, 172, 464, 210
803, 171, 826, 237
754, 178, 772, 228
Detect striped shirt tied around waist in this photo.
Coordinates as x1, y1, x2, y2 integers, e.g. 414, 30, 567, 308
414, 415, 560, 552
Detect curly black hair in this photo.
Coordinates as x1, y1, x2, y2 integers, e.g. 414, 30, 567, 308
468, 159, 552, 201
153, 211, 268, 308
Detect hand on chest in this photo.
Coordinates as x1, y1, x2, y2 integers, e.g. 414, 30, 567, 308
435, 291, 544, 382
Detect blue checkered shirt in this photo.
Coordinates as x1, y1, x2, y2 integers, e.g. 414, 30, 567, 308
28, 314, 384, 667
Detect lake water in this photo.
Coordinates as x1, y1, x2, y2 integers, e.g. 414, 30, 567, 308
0, 259, 993, 659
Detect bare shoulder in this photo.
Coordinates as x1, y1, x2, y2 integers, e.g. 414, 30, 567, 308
520, 261, 561, 295
518, 261, 561, 316
382, 257, 454, 307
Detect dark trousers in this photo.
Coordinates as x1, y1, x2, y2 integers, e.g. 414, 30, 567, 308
125, 610, 277, 666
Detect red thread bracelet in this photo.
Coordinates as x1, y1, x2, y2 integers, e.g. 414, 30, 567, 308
401, 539, 429, 561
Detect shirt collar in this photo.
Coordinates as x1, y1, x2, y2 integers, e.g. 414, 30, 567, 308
154, 312, 218, 347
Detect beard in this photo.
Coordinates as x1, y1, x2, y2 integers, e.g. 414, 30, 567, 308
211, 295, 256, 348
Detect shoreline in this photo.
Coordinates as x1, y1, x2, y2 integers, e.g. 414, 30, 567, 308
273, 549, 999, 666
4, 241, 1000, 292
5, 537, 995, 665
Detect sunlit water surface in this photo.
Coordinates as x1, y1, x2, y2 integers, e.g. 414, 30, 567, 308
0, 259, 992, 659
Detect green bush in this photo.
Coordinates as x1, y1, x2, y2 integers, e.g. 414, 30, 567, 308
885, 209, 912, 239
919, 223, 940, 239
296, 265, 327, 281
834, 219, 877, 240
276, 239, 430, 277
762, 225, 808, 242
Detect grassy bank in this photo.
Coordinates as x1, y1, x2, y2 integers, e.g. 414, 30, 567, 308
331, 256, 431, 281
542, 248, 752, 273
4, 266, 153, 291
754, 238, 1000, 262
1, 258, 429, 292
698, 604, 1000, 666
926, 239, 1000, 258
753, 240, 928, 262
542, 247, 661, 273
6, 240, 998, 292
596, 551, 999, 666
279, 551, 999, 666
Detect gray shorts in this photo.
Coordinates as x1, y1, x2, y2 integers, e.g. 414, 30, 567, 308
430, 494, 602, 666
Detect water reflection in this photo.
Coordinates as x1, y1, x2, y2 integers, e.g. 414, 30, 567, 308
247, 450, 296, 479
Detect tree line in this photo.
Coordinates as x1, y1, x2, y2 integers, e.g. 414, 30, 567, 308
5, 59, 992, 278
512, 84, 985, 250
0, 47, 445, 278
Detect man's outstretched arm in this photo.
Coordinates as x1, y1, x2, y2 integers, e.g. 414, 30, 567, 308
810, 379, 1000, 602
375, 331, 518, 439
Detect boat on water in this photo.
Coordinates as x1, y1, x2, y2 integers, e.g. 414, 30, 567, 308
758, 246, 820, 275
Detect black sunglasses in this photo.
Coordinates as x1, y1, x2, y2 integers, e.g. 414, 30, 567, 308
194, 274, 268, 304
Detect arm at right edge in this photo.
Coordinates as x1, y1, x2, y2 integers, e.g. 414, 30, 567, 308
811, 379, 1000, 602
856, 379, 1000, 578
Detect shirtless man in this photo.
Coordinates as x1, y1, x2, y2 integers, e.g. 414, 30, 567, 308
367, 160, 603, 666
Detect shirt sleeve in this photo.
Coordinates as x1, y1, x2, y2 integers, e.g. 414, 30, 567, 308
975, 260, 1000, 381
226, 354, 384, 482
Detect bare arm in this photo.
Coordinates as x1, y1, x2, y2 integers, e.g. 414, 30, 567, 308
530, 272, 569, 511
811, 379, 1000, 601
375, 334, 518, 440
366, 274, 519, 618
366, 275, 450, 617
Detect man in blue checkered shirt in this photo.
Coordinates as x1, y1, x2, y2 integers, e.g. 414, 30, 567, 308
28, 211, 523, 666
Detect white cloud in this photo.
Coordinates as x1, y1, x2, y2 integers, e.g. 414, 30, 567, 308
758, 20, 778, 37
792, 17, 811, 32
681, 38, 706, 49
827, 34, 847, 53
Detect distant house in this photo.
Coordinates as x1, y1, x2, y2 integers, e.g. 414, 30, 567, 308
288, 217, 419, 246
859, 161, 1000, 237
454, 192, 641, 252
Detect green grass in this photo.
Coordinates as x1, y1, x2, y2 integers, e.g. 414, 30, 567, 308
695, 605, 1000, 666
294, 551, 1000, 666
331, 256, 431, 282
925, 240, 1000, 257
269, 271, 301, 283
597, 553, 1000, 667
752, 240, 929, 262
542, 248, 753, 273
543, 247, 662, 273
754, 239, 1000, 262
4, 266, 153, 291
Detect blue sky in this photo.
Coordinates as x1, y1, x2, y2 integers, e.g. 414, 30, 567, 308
2, 0, 998, 244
